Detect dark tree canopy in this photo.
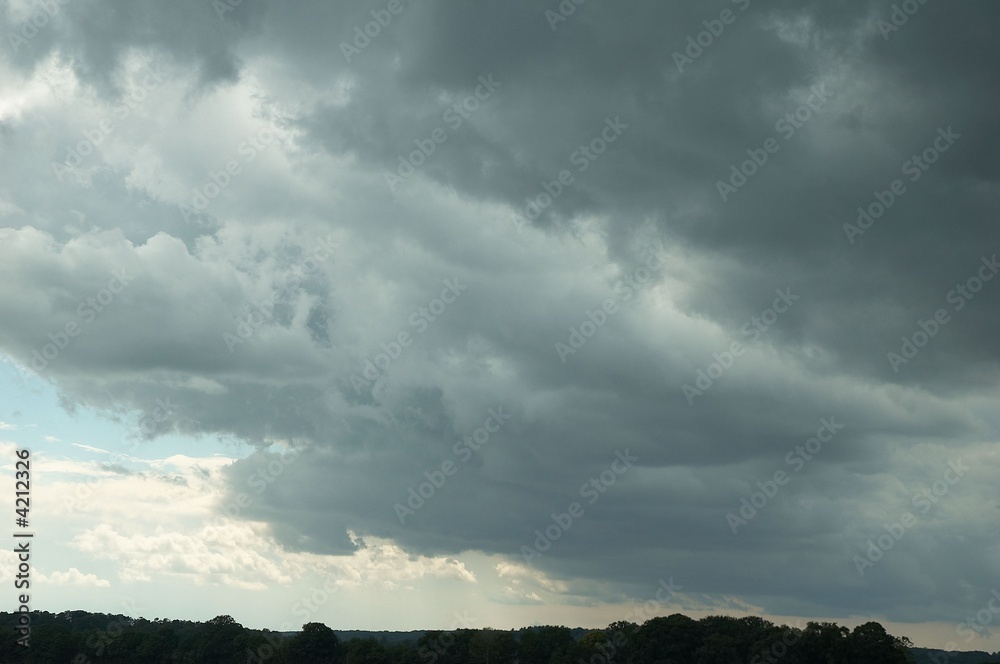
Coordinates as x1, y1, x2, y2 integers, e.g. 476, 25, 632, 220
286, 622, 344, 663
0, 609, 940, 664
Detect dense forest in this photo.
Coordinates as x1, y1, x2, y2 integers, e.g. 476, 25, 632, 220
0, 609, 995, 664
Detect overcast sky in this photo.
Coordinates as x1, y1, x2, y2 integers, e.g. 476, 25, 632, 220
1, 0, 999, 651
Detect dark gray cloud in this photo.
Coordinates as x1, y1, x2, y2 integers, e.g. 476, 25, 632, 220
2, 0, 999, 634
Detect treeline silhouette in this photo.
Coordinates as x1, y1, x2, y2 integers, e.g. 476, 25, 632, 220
0, 609, 970, 663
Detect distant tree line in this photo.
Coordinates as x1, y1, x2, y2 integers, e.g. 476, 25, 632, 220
0, 608, 941, 663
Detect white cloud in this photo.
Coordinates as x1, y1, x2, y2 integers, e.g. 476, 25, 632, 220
47, 447, 477, 593
70, 442, 108, 453
37, 567, 111, 588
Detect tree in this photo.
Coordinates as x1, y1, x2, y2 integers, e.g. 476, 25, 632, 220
352, 637, 390, 663
193, 614, 246, 664
137, 626, 180, 664
469, 628, 517, 664
796, 621, 850, 664
694, 633, 741, 664
286, 622, 344, 663
0, 608, 927, 664
846, 622, 911, 664
634, 614, 703, 664
26, 623, 78, 663
517, 626, 575, 664
602, 620, 639, 664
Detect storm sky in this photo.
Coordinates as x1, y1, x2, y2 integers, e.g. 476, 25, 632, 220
1, 0, 999, 651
